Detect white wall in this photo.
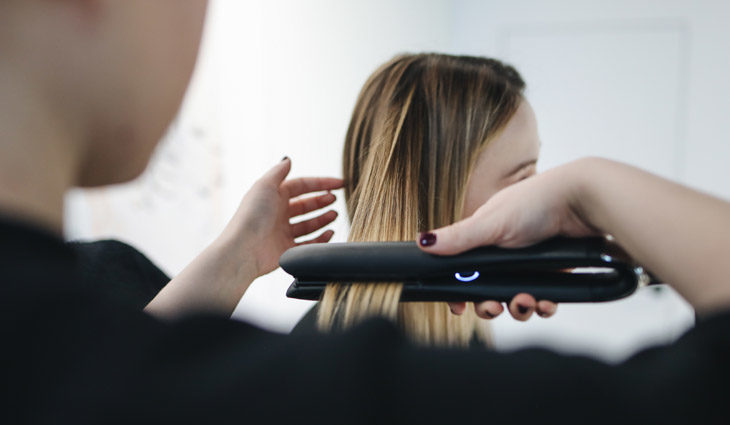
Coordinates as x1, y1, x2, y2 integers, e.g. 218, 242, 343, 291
65, 0, 730, 362
452, 0, 730, 197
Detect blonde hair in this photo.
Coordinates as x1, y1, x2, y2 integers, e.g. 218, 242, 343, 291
318, 53, 526, 347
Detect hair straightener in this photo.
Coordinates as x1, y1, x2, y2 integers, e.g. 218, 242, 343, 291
281, 237, 657, 302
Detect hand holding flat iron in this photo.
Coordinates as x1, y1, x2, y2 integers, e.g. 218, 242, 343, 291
418, 158, 600, 321
420, 156, 730, 319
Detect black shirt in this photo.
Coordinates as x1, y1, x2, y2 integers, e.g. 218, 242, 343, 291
1, 216, 728, 424
69, 239, 170, 310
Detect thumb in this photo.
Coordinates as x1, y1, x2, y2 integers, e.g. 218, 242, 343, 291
260, 157, 292, 186
417, 214, 501, 256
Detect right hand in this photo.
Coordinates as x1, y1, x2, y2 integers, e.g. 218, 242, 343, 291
418, 159, 602, 319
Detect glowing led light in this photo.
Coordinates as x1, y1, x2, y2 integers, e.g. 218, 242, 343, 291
455, 271, 480, 282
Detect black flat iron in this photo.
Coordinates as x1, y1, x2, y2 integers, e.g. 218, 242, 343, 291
281, 237, 656, 303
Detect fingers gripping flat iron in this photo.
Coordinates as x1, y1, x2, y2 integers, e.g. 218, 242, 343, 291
281, 237, 655, 303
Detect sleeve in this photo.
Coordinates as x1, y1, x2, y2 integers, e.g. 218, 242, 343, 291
69, 239, 171, 309
289, 302, 318, 335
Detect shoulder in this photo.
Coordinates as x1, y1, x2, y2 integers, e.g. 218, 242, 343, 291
69, 239, 170, 308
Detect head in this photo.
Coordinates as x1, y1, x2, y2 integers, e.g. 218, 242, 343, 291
318, 53, 538, 347
0, 0, 208, 186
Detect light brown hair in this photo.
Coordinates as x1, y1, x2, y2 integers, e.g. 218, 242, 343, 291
318, 53, 526, 347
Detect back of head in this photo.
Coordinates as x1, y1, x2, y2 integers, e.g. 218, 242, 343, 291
318, 53, 525, 347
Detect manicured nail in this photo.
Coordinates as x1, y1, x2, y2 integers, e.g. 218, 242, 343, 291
418, 232, 437, 247
517, 304, 530, 315
281, 156, 289, 162
537, 311, 550, 318
449, 306, 456, 314
484, 311, 496, 319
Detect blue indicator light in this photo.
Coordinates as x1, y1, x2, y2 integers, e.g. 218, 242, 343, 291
455, 271, 480, 282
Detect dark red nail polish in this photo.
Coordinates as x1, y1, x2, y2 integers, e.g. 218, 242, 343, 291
418, 232, 437, 247
281, 156, 289, 162
517, 304, 530, 315
484, 311, 496, 319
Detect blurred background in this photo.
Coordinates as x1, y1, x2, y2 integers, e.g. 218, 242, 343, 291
64, 0, 730, 363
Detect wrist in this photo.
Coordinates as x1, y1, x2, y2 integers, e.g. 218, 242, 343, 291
563, 157, 612, 234
209, 234, 259, 297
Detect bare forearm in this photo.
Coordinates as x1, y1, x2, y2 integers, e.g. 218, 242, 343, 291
144, 236, 257, 319
574, 158, 730, 314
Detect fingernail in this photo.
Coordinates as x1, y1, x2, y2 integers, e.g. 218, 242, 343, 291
281, 156, 289, 162
418, 232, 437, 247
517, 304, 530, 315
449, 306, 456, 314
537, 311, 550, 318
484, 311, 496, 319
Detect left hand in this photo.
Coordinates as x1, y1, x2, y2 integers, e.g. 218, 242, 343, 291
221, 158, 343, 278
418, 164, 594, 321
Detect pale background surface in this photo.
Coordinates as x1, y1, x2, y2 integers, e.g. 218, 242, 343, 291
65, 0, 730, 362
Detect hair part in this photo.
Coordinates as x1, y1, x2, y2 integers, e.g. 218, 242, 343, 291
318, 53, 526, 347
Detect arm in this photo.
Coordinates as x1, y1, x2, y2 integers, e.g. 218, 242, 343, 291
579, 158, 730, 314
420, 157, 730, 315
144, 158, 343, 319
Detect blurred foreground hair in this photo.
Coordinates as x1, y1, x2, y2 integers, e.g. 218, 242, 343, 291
318, 53, 525, 347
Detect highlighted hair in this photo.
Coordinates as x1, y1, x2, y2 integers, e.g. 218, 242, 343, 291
318, 53, 525, 347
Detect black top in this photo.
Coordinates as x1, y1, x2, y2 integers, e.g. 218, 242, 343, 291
1, 216, 728, 424
69, 239, 170, 309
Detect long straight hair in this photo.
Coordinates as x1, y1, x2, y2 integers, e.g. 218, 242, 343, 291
318, 53, 526, 347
